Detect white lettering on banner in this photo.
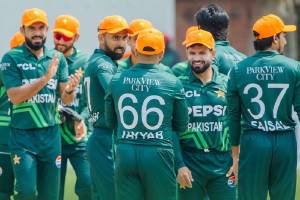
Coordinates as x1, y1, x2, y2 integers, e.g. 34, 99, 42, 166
121, 130, 164, 140
187, 122, 223, 132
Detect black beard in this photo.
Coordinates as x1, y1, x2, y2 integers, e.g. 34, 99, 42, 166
191, 62, 210, 74
104, 42, 125, 61
55, 44, 73, 54
25, 36, 46, 51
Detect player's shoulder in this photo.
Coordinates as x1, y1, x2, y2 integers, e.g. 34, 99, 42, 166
87, 51, 115, 72
172, 60, 188, 69
157, 63, 173, 74
3, 45, 26, 60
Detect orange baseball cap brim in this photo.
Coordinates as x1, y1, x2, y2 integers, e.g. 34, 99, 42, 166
52, 28, 76, 37
283, 25, 296, 32
186, 41, 214, 49
100, 27, 133, 34
23, 18, 48, 27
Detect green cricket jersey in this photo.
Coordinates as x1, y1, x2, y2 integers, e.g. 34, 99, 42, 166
0, 45, 69, 129
84, 49, 118, 128
0, 74, 10, 145
213, 40, 246, 75
105, 63, 189, 147
179, 69, 230, 151
227, 50, 300, 146
172, 61, 190, 77
59, 48, 90, 145
118, 56, 174, 74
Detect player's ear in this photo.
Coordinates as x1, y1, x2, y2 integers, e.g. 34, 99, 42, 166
273, 34, 279, 44
98, 33, 103, 44
74, 34, 80, 42
211, 49, 216, 58
20, 26, 25, 35
158, 51, 164, 61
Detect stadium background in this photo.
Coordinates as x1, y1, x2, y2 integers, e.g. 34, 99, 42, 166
0, 0, 299, 199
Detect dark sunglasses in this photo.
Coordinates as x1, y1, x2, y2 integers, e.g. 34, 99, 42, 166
54, 32, 73, 42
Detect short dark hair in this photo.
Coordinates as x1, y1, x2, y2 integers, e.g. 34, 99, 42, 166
195, 4, 229, 41
253, 31, 279, 51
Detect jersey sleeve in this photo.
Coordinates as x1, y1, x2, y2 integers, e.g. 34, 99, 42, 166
0, 54, 22, 90
95, 58, 115, 94
172, 79, 189, 133
226, 67, 242, 146
172, 132, 185, 170
57, 54, 69, 83
105, 79, 117, 129
293, 63, 300, 120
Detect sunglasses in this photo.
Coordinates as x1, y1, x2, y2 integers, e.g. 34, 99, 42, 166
54, 32, 73, 42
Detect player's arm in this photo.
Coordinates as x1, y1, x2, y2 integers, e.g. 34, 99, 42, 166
59, 57, 82, 105
2, 55, 58, 104
95, 59, 115, 93
293, 63, 300, 120
226, 67, 241, 179
172, 79, 189, 132
105, 80, 117, 129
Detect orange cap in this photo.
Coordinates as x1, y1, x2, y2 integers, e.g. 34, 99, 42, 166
10, 32, 25, 49
136, 28, 165, 55
253, 14, 296, 39
129, 19, 153, 36
53, 15, 80, 37
184, 29, 215, 49
182, 26, 199, 45
21, 8, 48, 27
98, 15, 132, 34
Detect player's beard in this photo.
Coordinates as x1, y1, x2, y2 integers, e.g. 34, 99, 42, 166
103, 42, 125, 61
25, 36, 46, 51
55, 43, 74, 54
191, 60, 211, 74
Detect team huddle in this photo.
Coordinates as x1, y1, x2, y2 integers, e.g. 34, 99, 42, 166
0, 3, 299, 200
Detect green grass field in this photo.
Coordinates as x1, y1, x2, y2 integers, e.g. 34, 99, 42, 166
64, 164, 300, 200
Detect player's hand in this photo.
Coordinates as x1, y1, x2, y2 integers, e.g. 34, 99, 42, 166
74, 120, 87, 141
227, 158, 239, 185
65, 68, 83, 93
177, 166, 193, 189
45, 56, 59, 81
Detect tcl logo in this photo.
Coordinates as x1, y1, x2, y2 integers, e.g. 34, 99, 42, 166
17, 63, 36, 70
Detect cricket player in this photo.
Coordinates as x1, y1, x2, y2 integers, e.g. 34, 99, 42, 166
0, 32, 25, 200
176, 29, 236, 200
227, 14, 299, 200
195, 4, 246, 75
84, 15, 131, 200
0, 8, 81, 200
52, 15, 92, 200
105, 29, 189, 200
118, 19, 172, 73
